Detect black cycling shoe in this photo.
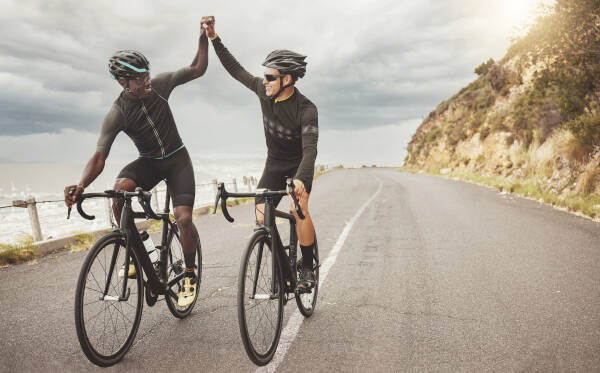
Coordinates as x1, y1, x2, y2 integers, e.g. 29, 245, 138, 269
297, 268, 315, 291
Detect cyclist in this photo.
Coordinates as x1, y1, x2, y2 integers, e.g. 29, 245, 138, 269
64, 19, 211, 307
202, 17, 318, 290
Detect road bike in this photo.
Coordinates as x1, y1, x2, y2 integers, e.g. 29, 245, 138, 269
70, 187, 201, 366
213, 178, 319, 365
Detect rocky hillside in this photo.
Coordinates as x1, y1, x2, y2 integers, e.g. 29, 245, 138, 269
404, 0, 600, 217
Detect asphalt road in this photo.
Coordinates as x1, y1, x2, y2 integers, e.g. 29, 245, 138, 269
1, 168, 599, 372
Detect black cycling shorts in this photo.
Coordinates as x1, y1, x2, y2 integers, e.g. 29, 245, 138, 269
117, 147, 195, 207
255, 157, 312, 207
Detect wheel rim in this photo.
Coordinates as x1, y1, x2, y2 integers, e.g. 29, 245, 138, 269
81, 240, 141, 358
242, 238, 281, 356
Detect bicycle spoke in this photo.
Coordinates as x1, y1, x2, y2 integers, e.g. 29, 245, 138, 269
121, 300, 138, 310
85, 286, 104, 295
100, 303, 109, 353
87, 270, 104, 294
88, 305, 104, 343
118, 303, 128, 344
108, 301, 135, 325
106, 303, 118, 354
85, 305, 108, 325
83, 299, 102, 307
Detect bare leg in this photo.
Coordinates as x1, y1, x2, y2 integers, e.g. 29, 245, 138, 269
255, 203, 265, 225
174, 205, 199, 268
112, 178, 137, 226
290, 192, 314, 246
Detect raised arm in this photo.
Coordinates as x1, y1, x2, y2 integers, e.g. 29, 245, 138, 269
202, 16, 264, 96
150, 21, 211, 97
190, 19, 210, 78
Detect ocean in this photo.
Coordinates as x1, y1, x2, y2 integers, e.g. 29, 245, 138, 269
0, 156, 266, 244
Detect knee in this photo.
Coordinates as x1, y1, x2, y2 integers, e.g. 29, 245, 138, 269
113, 178, 136, 192
255, 203, 265, 225
290, 196, 310, 218
175, 212, 193, 230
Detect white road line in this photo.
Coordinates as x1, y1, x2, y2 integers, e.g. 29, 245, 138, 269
256, 177, 384, 373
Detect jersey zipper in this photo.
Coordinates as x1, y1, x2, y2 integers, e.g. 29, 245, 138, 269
140, 101, 165, 158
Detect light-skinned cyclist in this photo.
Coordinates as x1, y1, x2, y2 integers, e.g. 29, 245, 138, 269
202, 17, 318, 290
64, 18, 212, 307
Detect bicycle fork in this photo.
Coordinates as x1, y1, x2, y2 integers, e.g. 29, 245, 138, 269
99, 241, 131, 302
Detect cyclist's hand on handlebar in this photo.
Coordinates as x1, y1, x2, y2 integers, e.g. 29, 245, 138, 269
64, 184, 84, 207
290, 179, 305, 198
201, 16, 216, 39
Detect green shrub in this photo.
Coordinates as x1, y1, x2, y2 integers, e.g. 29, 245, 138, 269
564, 105, 600, 154
425, 127, 442, 144
489, 113, 508, 132
475, 58, 495, 76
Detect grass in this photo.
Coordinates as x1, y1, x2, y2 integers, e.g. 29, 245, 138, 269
399, 165, 600, 219
0, 235, 37, 266
68, 232, 98, 252
209, 197, 255, 214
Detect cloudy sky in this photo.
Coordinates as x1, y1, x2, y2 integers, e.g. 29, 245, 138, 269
0, 0, 545, 170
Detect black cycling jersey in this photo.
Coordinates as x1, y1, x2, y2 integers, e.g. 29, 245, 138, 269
211, 36, 318, 189
96, 67, 195, 159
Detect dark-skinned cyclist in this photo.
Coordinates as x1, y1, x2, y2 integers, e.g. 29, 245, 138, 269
64, 18, 212, 307
202, 17, 318, 290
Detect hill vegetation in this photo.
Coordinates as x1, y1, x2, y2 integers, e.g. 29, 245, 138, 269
404, 0, 600, 217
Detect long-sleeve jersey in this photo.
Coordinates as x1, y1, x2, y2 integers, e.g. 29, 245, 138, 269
211, 36, 318, 188
96, 67, 196, 159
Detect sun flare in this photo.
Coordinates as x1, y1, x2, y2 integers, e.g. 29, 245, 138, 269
503, 0, 551, 31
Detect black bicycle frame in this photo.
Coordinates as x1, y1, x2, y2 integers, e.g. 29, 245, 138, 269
214, 179, 305, 298
256, 195, 299, 295
101, 190, 182, 300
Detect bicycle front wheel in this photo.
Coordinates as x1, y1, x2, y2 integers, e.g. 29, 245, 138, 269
238, 231, 284, 366
164, 224, 202, 318
74, 232, 144, 367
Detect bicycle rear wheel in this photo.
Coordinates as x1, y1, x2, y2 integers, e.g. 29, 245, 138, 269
295, 237, 319, 317
164, 224, 202, 318
238, 231, 284, 366
74, 232, 143, 367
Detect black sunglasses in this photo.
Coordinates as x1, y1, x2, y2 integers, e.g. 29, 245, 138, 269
264, 74, 285, 82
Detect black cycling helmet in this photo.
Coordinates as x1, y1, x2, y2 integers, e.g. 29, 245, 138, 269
262, 50, 307, 80
108, 50, 150, 80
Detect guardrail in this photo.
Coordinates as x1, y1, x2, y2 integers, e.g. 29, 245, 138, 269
6, 176, 258, 243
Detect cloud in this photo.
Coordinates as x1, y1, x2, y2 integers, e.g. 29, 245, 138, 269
0, 0, 532, 162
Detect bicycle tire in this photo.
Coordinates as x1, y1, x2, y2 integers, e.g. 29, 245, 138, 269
74, 232, 144, 367
164, 224, 202, 318
237, 231, 284, 366
295, 237, 319, 317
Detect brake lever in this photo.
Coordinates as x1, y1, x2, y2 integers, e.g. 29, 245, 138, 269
213, 189, 221, 215
67, 187, 76, 219
286, 179, 305, 220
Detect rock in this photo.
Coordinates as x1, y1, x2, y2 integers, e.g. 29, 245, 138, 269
440, 168, 451, 175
